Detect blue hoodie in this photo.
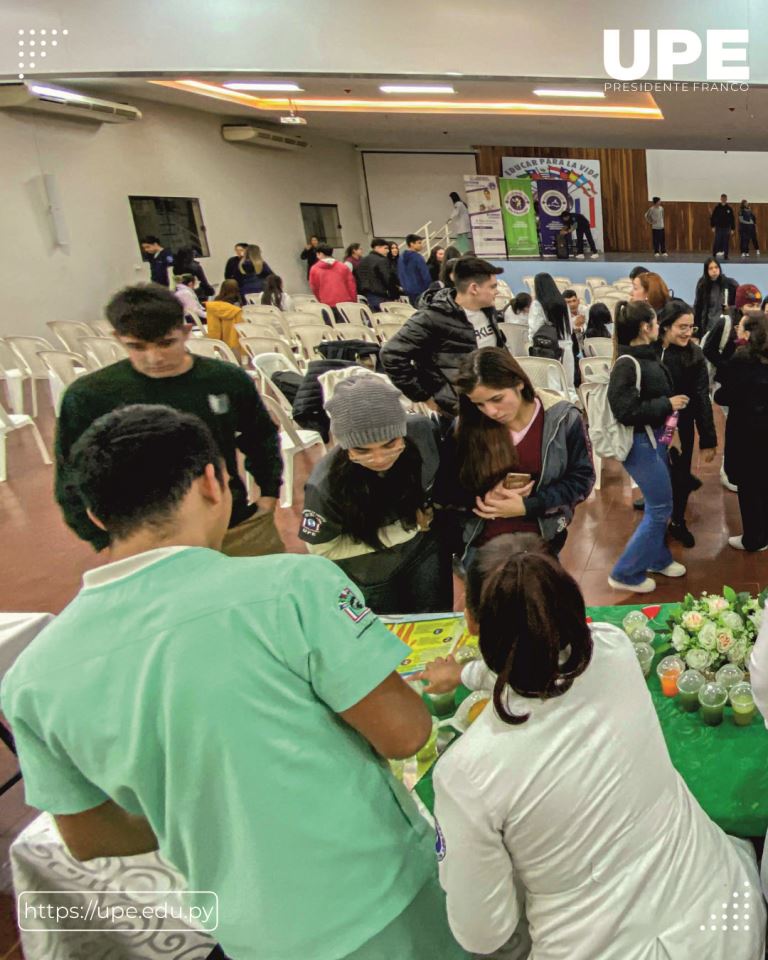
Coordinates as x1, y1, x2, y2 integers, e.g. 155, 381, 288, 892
398, 248, 432, 298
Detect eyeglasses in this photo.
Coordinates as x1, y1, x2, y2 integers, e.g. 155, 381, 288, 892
348, 438, 405, 463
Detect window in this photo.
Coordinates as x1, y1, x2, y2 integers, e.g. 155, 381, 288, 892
300, 203, 343, 249
129, 196, 210, 256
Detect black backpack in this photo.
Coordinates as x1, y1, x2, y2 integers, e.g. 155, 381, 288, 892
529, 323, 563, 361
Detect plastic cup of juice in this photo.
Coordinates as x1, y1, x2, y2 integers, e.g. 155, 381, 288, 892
629, 623, 655, 646
698, 682, 727, 726
657, 655, 685, 697
634, 642, 654, 678
427, 691, 456, 719
676, 669, 704, 712
716, 663, 744, 692
623, 610, 649, 638
729, 682, 756, 727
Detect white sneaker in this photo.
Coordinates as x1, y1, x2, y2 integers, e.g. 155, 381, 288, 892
757, 250, 762, 255
608, 576, 657, 594
720, 468, 738, 492
662, 252, 669, 256
648, 561, 687, 578
715, 251, 724, 257
590, 253, 600, 259
654, 252, 661, 257
741, 252, 748, 257
728, 536, 768, 551
575, 254, 585, 259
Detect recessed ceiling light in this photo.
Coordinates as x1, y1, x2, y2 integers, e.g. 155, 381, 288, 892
379, 84, 455, 94
280, 115, 307, 125
224, 82, 304, 92
533, 88, 606, 99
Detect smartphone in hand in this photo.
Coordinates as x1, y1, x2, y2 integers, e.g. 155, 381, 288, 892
503, 472, 532, 490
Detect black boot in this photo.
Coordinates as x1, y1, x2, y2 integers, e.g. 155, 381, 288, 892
669, 521, 695, 548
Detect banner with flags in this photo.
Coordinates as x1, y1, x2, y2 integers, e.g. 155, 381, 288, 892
463, 175, 507, 257
535, 179, 571, 256
498, 178, 539, 256
501, 156, 603, 251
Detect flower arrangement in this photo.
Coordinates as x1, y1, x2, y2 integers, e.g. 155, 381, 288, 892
666, 587, 767, 674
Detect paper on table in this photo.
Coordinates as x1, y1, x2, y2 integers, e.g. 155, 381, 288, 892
381, 612, 477, 676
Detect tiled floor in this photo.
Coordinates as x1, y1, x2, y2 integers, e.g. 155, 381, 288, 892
0, 398, 766, 957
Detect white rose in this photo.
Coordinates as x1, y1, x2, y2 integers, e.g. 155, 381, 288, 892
716, 629, 734, 654
728, 639, 748, 665
706, 596, 729, 615
720, 611, 744, 632
686, 648, 710, 671
671, 625, 689, 652
750, 610, 763, 631
682, 611, 705, 632
698, 622, 717, 650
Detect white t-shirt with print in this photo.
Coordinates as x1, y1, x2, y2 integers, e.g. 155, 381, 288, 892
465, 309, 497, 348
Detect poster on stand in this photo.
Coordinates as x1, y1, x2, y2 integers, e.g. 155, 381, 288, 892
498, 178, 539, 256
501, 156, 603, 251
463, 175, 506, 257
534, 179, 571, 256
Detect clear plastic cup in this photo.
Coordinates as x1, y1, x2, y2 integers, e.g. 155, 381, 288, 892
698, 682, 728, 726
415, 720, 440, 762
634, 642, 654, 678
629, 623, 655, 646
729, 681, 757, 727
716, 663, 744, 691
427, 691, 456, 719
656, 655, 685, 697
676, 669, 705, 712
623, 610, 649, 638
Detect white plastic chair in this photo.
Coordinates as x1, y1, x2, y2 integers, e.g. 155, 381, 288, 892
187, 338, 239, 364
79, 337, 128, 370
284, 311, 325, 328
291, 325, 336, 361
579, 357, 612, 382
522, 276, 536, 296
250, 351, 301, 381
287, 294, 318, 305
295, 301, 336, 327
499, 322, 529, 358
334, 324, 378, 344
243, 293, 264, 305
335, 301, 375, 328
37, 350, 89, 415
585, 276, 608, 291
593, 295, 624, 318
235, 321, 283, 340
379, 301, 410, 315
553, 277, 572, 293
46, 320, 95, 352
376, 321, 405, 343
90, 319, 114, 337
0, 399, 52, 481
514, 356, 571, 400
0, 338, 29, 415
567, 283, 591, 305
5, 336, 56, 416
583, 338, 614, 359
590, 285, 620, 299
242, 304, 282, 320
260, 395, 325, 508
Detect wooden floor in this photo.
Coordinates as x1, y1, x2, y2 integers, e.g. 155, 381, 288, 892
0, 398, 765, 957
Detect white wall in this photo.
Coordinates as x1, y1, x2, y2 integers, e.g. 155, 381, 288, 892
0, 98, 367, 338
646, 149, 768, 201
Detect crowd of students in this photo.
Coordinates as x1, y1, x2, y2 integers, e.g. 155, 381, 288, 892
7, 241, 768, 957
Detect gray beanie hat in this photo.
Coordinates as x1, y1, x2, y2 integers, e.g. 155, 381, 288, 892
326, 376, 407, 449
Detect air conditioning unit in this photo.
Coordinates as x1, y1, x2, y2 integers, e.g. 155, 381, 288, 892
0, 82, 141, 124
222, 124, 308, 151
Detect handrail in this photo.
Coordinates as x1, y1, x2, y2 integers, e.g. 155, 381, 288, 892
398, 220, 453, 255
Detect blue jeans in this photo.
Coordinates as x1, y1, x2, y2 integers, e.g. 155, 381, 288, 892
611, 431, 673, 585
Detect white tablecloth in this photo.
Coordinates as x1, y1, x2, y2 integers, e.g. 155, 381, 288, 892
12, 814, 217, 960
0, 612, 53, 682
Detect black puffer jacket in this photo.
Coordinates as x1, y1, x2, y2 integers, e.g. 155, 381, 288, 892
356, 252, 396, 300
656, 341, 717, 449
715, 352, 768, 479
292, 359, 356, 441
380, 288, 506, 415
607, 343, 673, 430
693, 275, 738, 339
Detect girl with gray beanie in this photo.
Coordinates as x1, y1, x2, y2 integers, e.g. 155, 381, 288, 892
299, 376, 452, 614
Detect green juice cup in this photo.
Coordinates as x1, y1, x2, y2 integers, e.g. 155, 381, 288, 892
698, 682, 727, 726
676, 669, 704, 712
729, 682, 757, 727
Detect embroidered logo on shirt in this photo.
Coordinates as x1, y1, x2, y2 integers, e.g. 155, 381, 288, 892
301, 510, 324, 538
338, 587, 371, 623
435, 819, 447, 862
208, 393, 230, 415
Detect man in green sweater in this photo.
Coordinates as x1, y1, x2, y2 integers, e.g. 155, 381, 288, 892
56, 283, 284, 556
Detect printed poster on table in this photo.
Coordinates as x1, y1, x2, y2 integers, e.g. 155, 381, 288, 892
463, 175, 506, 257
501, 156, 603, 250
498, 178, 539, 256
535, 179, 571, 256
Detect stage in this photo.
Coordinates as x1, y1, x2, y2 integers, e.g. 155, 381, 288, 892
489, 252, 768, 304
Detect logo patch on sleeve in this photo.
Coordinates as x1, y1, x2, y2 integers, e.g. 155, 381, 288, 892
435, 819, 447, 861
338, 587, 371, 623
301, 510, 324, 538
208, 393, 230, 415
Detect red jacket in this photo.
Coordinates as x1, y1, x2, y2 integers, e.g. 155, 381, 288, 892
309, 258, 356, 307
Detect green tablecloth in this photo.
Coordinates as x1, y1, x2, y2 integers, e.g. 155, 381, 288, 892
414, 603, 768, 838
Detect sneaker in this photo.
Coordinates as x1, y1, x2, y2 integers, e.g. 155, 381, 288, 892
633, 498, 645, 511
654, 252, 661, 257
720, 468, 738, 492
757, 250, 761, 255
590, 253, 600, 259
669, 522, 695, 548
715, 251, 723, 257
608, 576, 656, 594
742, 252, 748, 257
575, 254, 585, 259
662, 252, 669, 256
728, 535, 768, 552
648, 561, 687, 577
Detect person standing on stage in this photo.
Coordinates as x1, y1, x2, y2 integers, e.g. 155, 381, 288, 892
739, 200, 760, 258
711, 194, 736, 260
644, 197, 667, 257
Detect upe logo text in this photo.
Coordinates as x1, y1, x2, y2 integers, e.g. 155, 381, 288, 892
603, 30, 749, 81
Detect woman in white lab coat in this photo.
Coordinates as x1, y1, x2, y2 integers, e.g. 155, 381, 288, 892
425, 533, 765, 960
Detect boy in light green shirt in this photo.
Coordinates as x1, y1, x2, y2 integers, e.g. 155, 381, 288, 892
2, 404, 468, 960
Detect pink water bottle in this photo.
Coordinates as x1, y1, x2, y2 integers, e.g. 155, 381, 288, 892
659, 411, 679, 446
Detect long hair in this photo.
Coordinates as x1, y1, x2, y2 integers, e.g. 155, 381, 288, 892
637, 272, 670, 311
511, 292, 532, 316
344, 243, 362, 260
454, 348, 536, 494
239, 244, 264, 275
700, 256, 724, 290
738, 312, 768, 364
533, 273, 568, 338
326, 438, 426, 549
173, 246, 197, 275
585, 302, 611, 338
426, 247, 444, 282
466, 533, 593, 725
260, 275, 285, 308
388, 243, 400, 262
449, 191, 462, 205
614, 299, 656, 346
216, 279, 241, 303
